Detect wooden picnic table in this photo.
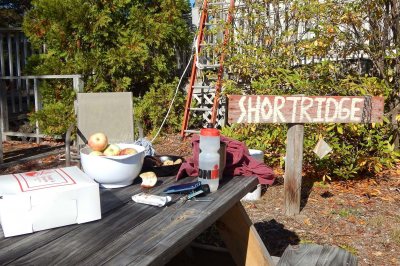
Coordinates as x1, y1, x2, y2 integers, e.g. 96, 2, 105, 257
0, 175, 274, 265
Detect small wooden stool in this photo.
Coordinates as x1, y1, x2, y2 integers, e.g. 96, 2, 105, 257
277, 244, 357, 266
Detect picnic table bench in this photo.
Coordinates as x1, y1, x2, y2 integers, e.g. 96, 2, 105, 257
0, 175, 274, 265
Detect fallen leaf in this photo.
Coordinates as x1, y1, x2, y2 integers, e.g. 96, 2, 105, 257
347, 216, 356, 223
358, 198, 368, 203
379, 196, 394, 202
304, 218, 312, 226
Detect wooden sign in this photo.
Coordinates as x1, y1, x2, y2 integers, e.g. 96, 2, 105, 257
228, 95, 384, 124
227, 94, 385, 216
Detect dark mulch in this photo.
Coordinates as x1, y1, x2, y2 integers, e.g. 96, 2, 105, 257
1, 135, 399, 265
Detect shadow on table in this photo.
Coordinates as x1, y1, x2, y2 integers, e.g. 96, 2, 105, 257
255, 219, 300, 257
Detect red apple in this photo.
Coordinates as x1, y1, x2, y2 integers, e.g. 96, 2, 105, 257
103, 144, 121, 156
119, 148, 138, 156
88, 133, 108, 152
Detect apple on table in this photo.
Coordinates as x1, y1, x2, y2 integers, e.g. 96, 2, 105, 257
139, 172, 158, 188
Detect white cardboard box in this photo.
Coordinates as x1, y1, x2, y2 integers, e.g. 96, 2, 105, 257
0, 166, 101, 237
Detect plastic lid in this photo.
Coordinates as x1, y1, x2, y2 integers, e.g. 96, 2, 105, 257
200, 128, 220, 136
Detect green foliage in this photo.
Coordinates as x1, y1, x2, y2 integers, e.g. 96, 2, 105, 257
220, 0, 399, 179
305, 121, 399, 180
0, 1, 31, 27
29, 101, 74, 135
23, 0, 191, 92
222, 121, 399, 180
22, 0, 191, 134
221, 61, 398, 179
221, 124, 287, 167
28, 80, 76, 135
134, 79, 187, 136
338, 244, 358, 255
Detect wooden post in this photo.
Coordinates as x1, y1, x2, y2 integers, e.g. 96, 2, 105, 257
0, 32, 5, 76
15, 32, 22, 112
217, 202, 275, 266
33, 78, 40, 144
0, 128, 2, 164
0, 80, 4, 163
7, 33, 16, 113
0, 80, 8, 141
73, 75, 84, 93
284, 123, 304, 215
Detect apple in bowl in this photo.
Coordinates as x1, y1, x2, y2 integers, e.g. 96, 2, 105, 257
88, 132, 108, 152
89, 151, 104, 156
119, 148, 138, 156
80, 143, 145, 188
103, 144, 121, 156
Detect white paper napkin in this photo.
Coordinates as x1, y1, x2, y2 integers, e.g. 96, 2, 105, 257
132, 193, 171, 207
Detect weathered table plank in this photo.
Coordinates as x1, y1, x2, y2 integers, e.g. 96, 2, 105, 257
0, 175, 258, 266
277, 244, 357, 266
0, 176, 177, 265
83, 176, 258, 266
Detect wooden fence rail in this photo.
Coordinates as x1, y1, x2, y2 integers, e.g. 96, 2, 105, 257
0, 75, 83, 164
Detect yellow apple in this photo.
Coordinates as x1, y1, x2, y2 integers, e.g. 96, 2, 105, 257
89, 151, 104, 156
88, 132, 108, 151
103, 144, 121, 156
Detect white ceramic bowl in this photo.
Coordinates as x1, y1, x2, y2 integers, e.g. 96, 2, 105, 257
80, 144, 145, 188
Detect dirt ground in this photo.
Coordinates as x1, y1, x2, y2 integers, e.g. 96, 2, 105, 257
1, 135, 399, 265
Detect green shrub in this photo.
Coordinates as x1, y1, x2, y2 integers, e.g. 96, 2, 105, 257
134, 79, 200, 137
28, 80, 76, 136
23, 0, 191, 135
219, 0, 400, 180
221, 120, 399, 180
29, 101, 75, 136
221, 123, 286, 167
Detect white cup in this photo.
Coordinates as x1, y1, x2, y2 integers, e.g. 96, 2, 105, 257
242, 149, 263, 201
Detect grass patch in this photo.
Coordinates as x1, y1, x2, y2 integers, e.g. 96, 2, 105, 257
339, 244, 358, 255
391, 229, 400, 245
331, 208, 362, 218
367, 215, 386, 228
314, 181, 330, 189
300, 239, 315, 244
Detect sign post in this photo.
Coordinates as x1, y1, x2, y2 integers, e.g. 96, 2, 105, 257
228, 95, 384, 215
